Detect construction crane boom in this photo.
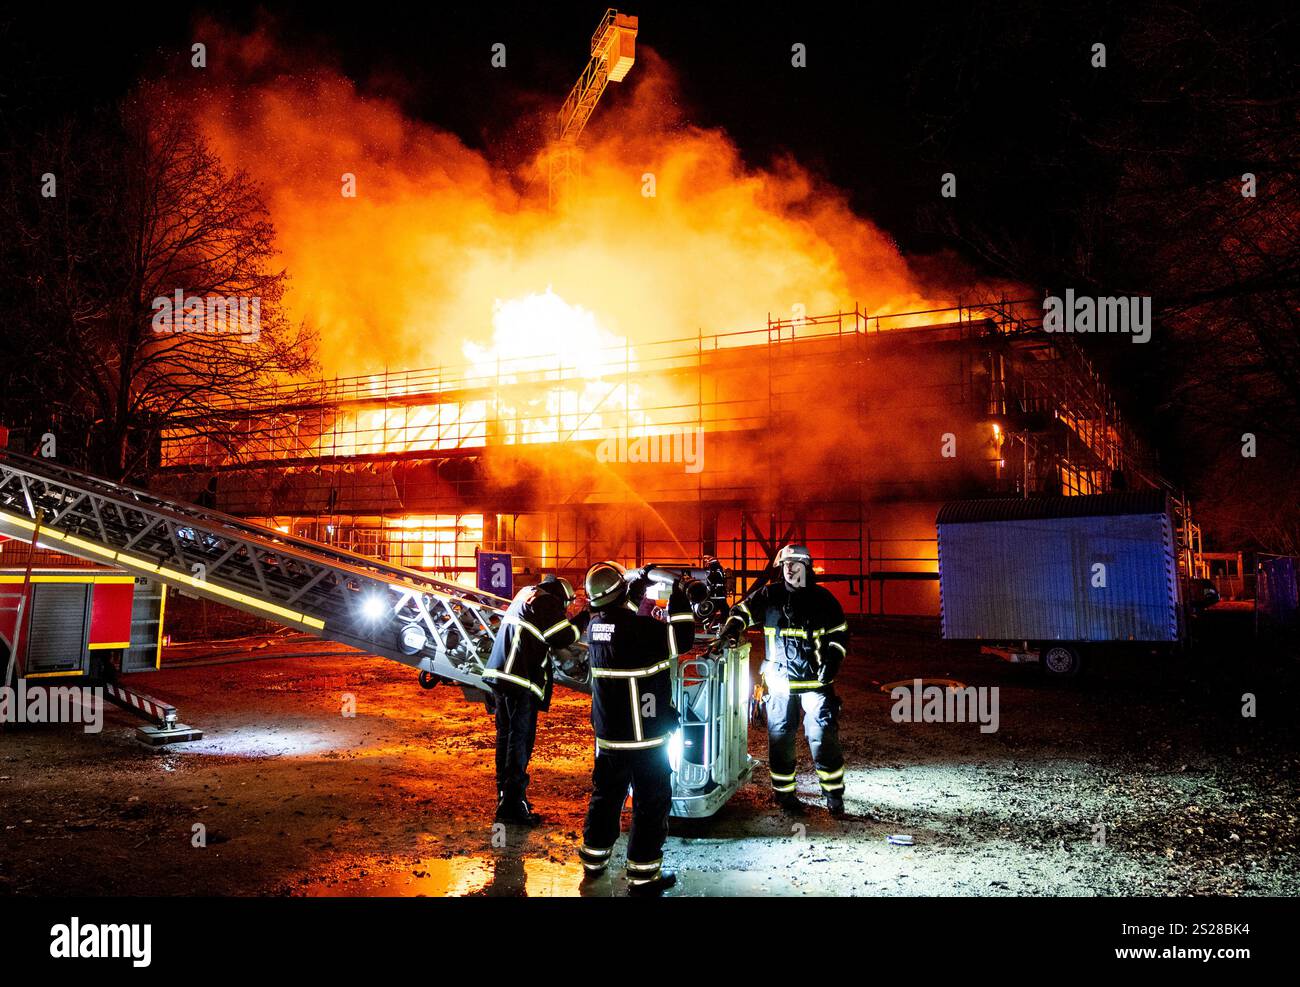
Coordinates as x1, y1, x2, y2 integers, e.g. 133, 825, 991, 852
549, 8, 638, 208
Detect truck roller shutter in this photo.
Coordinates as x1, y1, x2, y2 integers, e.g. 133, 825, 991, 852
25, 584, 91, 675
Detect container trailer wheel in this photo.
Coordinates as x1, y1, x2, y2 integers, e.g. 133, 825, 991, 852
1042, 645, 1082, 678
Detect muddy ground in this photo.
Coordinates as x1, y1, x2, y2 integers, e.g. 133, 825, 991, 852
1, 610, 1296, 897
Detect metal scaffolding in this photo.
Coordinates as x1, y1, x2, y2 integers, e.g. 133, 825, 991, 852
153, 300, 1165, 613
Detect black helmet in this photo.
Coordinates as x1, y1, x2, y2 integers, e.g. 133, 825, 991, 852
584, 561, 627, 609
540, 574, 576, 605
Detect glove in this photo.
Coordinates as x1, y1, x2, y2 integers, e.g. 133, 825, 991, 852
818, 654, 842, 684
625, 573, 647, 607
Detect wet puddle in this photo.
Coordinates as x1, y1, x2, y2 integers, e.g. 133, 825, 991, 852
305, 856, 584, 897
303, 855, 801, 897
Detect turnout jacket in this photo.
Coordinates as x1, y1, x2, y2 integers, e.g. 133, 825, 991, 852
586, 600, 686, 752
722, 581, 848, 691
484, 584, 585, 708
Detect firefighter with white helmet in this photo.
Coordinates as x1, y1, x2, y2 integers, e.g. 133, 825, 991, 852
720, 544, 849, 815
577, 560, 687, 895
483, 574, 589, 825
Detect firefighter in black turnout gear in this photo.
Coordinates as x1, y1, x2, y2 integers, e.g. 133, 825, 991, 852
483, 574, 589, 825
721, 545, 849, 815
578, 561, 694, 896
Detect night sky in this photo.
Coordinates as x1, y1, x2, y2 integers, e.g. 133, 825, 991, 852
1, 1, 1142, 255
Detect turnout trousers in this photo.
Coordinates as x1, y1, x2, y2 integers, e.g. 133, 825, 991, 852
579, 745, 673, 884
494, 689, 539, 804
766, 685, 845, 796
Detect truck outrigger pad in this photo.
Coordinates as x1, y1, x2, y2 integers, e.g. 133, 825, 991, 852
101, 680, 204, 745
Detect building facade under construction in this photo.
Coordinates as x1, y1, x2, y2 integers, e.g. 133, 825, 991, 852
151, 299, 1175, 616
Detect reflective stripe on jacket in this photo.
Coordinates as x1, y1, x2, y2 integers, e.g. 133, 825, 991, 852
586, 606, 681, 750
484, 584, 582, 704
722, 581, 847, 688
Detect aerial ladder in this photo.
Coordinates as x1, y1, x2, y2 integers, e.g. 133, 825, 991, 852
548, 8, 639, 209
0, 450, 752, 816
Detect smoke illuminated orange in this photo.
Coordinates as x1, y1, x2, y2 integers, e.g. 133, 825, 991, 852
185, 24, 956, 387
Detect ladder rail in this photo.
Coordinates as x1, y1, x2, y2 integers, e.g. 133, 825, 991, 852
0, 451, 579, 693
0, 451, 509, 609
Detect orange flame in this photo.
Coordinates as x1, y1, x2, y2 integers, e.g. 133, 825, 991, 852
186, 25, 956, 385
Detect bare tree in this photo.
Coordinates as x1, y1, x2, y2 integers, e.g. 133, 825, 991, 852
1, 84, 315, 481
906, 0, 1299, 552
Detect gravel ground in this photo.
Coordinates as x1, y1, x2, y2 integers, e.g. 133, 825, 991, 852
1, 610, 1295, 897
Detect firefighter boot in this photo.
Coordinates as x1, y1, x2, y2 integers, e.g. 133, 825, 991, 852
579, 844, 612, 883
825, 792, 846, 817
495, 795, 542, 826
628, 869, 678, 897
774, 791, 804, 815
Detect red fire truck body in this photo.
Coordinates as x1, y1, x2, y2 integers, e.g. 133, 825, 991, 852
0, 547, 165, 681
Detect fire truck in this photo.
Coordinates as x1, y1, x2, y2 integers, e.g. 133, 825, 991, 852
0, 448, 752, 816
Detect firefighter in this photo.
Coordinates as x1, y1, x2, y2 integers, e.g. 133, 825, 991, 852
578, 561, 693, 896
720, 544, 849, 815
483, 574, 589, 825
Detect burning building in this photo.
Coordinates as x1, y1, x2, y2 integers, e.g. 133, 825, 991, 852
151, 296, 1169, 617
136, 16, 1195, 619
